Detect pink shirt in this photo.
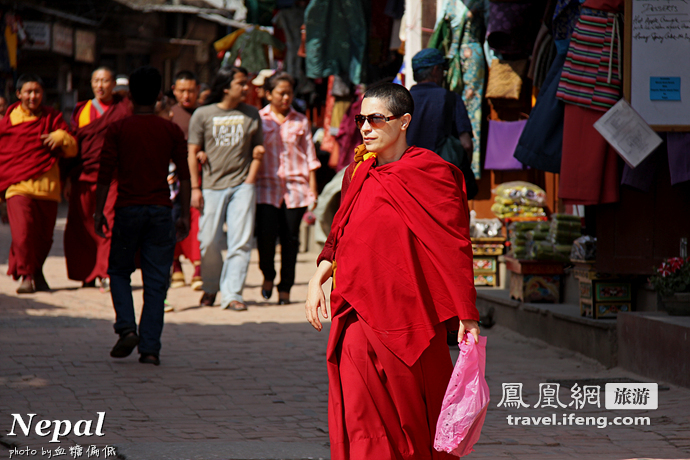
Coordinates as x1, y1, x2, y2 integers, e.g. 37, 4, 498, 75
257, 105, 321, 208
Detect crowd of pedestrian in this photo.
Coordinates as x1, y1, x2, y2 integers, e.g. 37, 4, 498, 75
1, 48, 482, 459
0, 62, 323, 361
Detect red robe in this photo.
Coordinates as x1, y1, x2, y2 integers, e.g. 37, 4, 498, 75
63, 98, 131, 282
0, 102, 68, 192
319, 145, 479, 460
0, 102, 70, 279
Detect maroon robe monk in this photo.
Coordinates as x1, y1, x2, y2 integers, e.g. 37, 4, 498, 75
0, 75, 77, 293
64, 67, 131, 287
306, 84, 481, 460
170, 70, 202, 290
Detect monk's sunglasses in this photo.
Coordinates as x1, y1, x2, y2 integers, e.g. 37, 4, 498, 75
355, 114, 400, 129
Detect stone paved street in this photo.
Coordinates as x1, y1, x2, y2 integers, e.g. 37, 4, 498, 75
1, 206, 689, 460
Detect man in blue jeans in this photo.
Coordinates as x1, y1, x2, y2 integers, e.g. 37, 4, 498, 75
187, 66, 264, 311
94, 66, 191, 366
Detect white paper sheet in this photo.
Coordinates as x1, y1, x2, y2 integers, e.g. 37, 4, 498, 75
593, 99, 663, 168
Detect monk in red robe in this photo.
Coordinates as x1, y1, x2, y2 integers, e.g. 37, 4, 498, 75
63, 67, 132, 291
305, 83, 481, 460
169, 70, 202, 290
0, 74, 78, 293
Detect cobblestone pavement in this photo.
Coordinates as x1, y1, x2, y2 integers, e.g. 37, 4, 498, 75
1, 206, 689, 460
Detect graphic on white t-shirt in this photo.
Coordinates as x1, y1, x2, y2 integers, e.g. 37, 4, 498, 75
212, 115, 245, 147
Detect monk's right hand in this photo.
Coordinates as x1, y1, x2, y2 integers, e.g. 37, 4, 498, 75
306, 277, 328, 332
191, 188, 204, 212
94, 212, 109, 238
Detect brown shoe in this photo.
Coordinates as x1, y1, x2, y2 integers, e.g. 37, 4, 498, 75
16, 276, 35, 294
200, 292, 217, 307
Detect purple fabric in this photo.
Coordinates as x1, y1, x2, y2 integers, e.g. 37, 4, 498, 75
667, 133, 690, 185
622, 133, 690, 191
485, 119, 527, 170
486, 1, 544, 56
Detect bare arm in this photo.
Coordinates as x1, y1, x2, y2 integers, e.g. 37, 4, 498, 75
244, 145, 265, 184
188, 144, 204, 212
305, 260, 334, 331
459, 132, 473, 156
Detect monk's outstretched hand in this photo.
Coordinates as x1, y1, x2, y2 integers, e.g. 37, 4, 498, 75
458, 319, 481, 345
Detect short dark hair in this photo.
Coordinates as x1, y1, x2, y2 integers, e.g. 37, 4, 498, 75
363, 83, 414, 117
129, 66, 162, 106
205, 66, 248, 105
412, 65, 436, 83
92, 66, 115, 80
264, 71, 294, 93
16, 74, 45, 92
174, 70, 198, 84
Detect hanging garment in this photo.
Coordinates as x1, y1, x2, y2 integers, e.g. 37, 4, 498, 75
552, 0, 582, 41
486, 0, 545, 57
485, 119, 527, 170
305, 0, 367, 84
431, 0, 487, 179
229, 28, 285, 74
559, 103, 619, 205
556, 7, 622, 111
623, 134, 690, 190
246, 0, 277, 26
275, 6, 306, 83
214, 29, 246, 54
385, 0, 405, 18
514, 51, 567, 173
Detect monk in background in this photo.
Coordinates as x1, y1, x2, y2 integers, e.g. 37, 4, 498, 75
63, 67, 131, 292
0, 74, 77, 293
169, 70, 202, 291
305, 83, 481, 460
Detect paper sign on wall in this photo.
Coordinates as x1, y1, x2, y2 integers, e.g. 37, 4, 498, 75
593, 98, 663, 168
650, 77, 681, 101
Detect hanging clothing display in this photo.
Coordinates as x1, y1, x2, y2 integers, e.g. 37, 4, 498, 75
229, 28, 285, 74
557, 0, 623, 205
385, 0, 405, 19
486, 0, 545, 57
275, 6, 306, 83
560, 103, 619, 205
484, 119, 527, 170
246, 0, 277, 26
555, 7, 622, 111
305, 0, 367, 85
431, 0, 487, 179
622, 134, 690, 191
513, 52, 567, 173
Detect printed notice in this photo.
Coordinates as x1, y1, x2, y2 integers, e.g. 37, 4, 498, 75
650, 77, 681, 100
593, 99, 663, 168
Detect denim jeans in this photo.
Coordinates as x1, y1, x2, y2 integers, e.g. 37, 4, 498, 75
199, 183, 256, 308
108, 205, 176, 355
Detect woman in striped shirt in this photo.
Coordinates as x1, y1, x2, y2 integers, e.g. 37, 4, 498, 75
255, 72, 321, 305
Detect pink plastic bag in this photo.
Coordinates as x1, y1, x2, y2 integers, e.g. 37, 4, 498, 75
434, 333, 490, 457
